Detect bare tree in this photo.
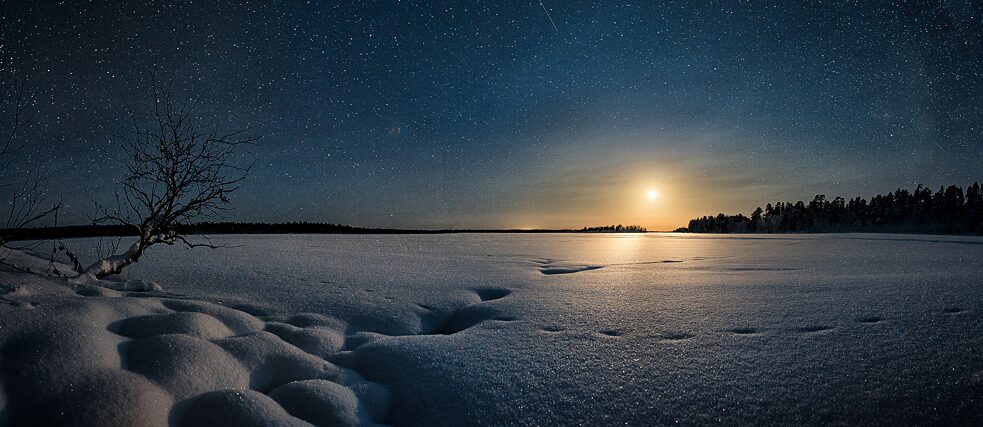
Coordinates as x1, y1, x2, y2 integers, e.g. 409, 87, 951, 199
0, 1, 61, 270
0, 78, 60, 246
71, 81, 255, 279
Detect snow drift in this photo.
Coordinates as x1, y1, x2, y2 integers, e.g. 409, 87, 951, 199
0, 249, 388, 426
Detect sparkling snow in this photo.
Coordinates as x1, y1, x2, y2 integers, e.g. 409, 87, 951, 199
3, 233, 983, 425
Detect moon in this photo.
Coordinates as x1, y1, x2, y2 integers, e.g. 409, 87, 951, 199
647, 190, 658, 200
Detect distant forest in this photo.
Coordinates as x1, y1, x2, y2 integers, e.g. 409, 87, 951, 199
3, 223, 393, 241
682, 182, 983, 235
581, 225, 647, 233
3, 222, 640, 240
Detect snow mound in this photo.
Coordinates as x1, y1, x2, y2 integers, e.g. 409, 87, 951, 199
269, 380, 363, 426
282, 312, 348, 330
177, 389, 311, 427
162, 299, 266, 334
216, 331, 341, 392
125, 333, 252, 400
273, 325, 346, 358
0, 249, 390, 426
112, 311, 236, 340
0, 298, 173, 425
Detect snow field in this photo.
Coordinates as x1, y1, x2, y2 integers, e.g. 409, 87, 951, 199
0, 266, 390, 426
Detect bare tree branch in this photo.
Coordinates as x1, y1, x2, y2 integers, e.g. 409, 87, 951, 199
78, 78, 255, 278
0, 73, 60, 247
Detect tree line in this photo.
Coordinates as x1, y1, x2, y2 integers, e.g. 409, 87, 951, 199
580, 224, 647, 233
3, 222, 596, 240
681, 183, 983, 235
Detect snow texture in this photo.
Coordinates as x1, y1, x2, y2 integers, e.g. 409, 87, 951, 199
3, 233, 983, 425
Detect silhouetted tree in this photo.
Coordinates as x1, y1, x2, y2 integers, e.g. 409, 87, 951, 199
63, 80, 255, 278
749, 207, 763, 231
968, 182, 982, 233
0, 75, 60, 246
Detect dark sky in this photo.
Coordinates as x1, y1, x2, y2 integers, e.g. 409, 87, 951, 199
2, 1, 981, 229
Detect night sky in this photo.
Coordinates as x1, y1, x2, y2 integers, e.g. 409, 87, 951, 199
2, 1, 981, 230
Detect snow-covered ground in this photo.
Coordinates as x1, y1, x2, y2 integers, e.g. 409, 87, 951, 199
3, 233, 983, 425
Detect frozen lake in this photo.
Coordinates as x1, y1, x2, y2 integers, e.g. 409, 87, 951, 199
79, 233, 983, 424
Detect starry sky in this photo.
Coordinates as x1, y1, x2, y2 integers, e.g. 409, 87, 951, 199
1, 1, 981, 230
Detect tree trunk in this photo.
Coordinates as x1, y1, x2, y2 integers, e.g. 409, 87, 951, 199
82, 233, 170, 279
